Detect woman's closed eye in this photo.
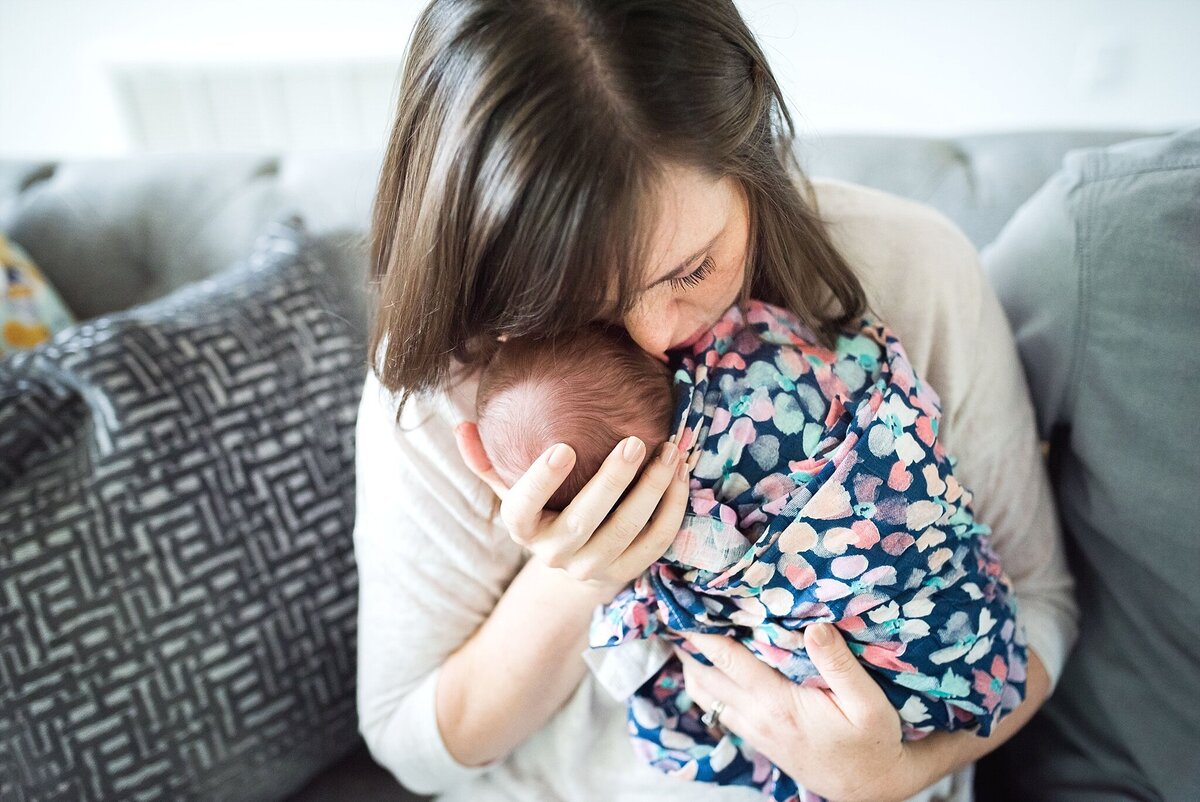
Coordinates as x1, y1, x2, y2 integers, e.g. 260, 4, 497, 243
669, 255, 716, 290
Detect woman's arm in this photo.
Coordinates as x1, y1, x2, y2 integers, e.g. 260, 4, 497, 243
436, 557, 623, 766
439, 420, 690, 766
353, 367, 531, 794
355, 366, 688, 793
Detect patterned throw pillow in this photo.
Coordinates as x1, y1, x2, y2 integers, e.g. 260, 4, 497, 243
0, 233, 75, 356
0, 216, 364, 801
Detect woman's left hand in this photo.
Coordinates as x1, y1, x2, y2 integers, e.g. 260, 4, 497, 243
673, 624, 922, 802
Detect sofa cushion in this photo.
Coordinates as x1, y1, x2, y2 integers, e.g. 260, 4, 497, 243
0, 216, 364, 801
976, 128, 1200, 801
1, 231, 75, 355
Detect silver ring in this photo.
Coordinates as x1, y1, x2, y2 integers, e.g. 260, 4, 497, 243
700, 699, 725, 728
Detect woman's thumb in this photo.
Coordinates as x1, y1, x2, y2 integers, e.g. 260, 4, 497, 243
805, 623, 876, 718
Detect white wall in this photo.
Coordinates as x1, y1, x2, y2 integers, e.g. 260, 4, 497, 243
1, 0, 1196, 158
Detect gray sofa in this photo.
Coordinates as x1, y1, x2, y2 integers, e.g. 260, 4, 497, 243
0, 129, 1158, 801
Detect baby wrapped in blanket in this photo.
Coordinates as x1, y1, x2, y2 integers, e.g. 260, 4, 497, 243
475, 299, 1028, 802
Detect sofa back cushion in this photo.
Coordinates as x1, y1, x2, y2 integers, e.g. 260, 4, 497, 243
980, 128, 1200, 801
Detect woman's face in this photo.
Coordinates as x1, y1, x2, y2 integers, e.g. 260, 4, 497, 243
618, 163, 751, 362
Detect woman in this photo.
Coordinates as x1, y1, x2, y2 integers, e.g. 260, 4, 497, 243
354, 2, 1078, 800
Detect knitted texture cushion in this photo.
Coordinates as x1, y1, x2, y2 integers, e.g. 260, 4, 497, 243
0, 216, 364, 801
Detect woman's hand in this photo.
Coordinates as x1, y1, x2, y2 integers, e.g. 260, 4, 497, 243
453, 423, 691, 594
673, 625, 923, 802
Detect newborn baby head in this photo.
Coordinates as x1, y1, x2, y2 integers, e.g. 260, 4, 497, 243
476, 324, 677, 511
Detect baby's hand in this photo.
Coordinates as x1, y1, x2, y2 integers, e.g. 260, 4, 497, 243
454, 423, 691, 590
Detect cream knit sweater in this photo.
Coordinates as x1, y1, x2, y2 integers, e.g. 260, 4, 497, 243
352, 177, 1079, 802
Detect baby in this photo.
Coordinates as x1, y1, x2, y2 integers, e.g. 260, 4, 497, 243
475, 323, 678, 511
475, 299, 1028, 802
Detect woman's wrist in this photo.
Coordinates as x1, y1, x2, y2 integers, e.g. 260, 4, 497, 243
525, 553, 628, 605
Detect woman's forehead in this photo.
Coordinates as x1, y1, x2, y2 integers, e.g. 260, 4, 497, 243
642, 164, 731, 284
594, 163, 733, 316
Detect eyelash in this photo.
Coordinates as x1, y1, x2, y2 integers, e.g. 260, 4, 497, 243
668, 255, 715, 290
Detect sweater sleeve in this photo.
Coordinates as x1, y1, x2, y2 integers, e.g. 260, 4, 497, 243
352, 365, 527, 794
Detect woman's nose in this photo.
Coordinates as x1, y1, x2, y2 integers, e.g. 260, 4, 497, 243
625, 312, 674, 359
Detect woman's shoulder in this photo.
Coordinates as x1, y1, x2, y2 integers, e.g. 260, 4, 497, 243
805, 177, 989, 438
356, 345, 502, 546
809, 177, 985, 335
366, 335, 483, 433
809, 176, 984, 294
359, 340, 486, 494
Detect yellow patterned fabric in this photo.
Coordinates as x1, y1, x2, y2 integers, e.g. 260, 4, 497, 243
1, 233, 75, 355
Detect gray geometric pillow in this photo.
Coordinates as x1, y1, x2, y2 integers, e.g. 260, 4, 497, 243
0, 216, 364, 801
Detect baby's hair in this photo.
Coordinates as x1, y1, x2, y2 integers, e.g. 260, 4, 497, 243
476, 323, 676, 511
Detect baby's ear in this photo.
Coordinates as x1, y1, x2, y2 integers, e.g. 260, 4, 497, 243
453, 421, 511, 499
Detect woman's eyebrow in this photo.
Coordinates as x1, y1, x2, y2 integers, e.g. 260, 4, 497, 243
645, 233, 720, 290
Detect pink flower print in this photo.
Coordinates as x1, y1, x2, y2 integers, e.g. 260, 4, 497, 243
943, 473, 964, 504
814, 577, 853, 602
787, 454, 825, 483
921, 463, 947, 496
730, 416, 758, 445
777, 552, 817, 590
752, 638, 794, 668
689, 493, 719, 516
861, 641, 920, 674
716, 350, 746, 371
881, 531, 915, 556
819, 526, 859, 554
910, 384, 941, 419
866, 599, 933, 642
849, 518, 881, 549
837, 614, 867, 634
844, 571, 900, 617
806, 480, 854, 519
778, 520, 817, 553
677, 422, 700, 452
915, 413, 937, 447
832, 554, 869, 579
888, 460, 913, 491
708, 407, 731, 437
774, 347, 808, 381
823, 393, 847, 427
747, 391, 775, 422
852, 471, 883, 504
972, 654, 1009, 711
744, 300, 775, 327
755, 473, 797, 507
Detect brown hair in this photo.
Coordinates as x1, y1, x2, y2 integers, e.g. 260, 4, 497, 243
368, 0, 869, 422
475, 323, 675, 511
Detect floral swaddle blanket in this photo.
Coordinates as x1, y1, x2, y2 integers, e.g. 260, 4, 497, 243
586, 299, 1028, 802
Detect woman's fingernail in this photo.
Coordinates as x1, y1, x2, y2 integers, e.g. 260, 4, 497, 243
661, 443, 678, 465
808, 623, 832, 646
622, 436, 644, 462
547, 443, 572, 469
